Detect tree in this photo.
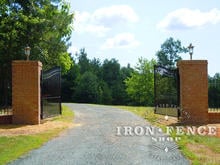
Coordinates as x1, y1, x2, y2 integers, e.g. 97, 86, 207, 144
102, 59, 122, 104
76, 48, 91, 74
116, 65, 133, 105
102, 59, 121, 87
125, 58, 156, 106
0, 0, 74, 72
156, 37, 188, 68
61, 62, 79, 102
90, 58, 102, 79
97, 81, 112, 105
75, 71, 99, 103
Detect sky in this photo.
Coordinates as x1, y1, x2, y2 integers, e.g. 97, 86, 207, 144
68, 0, 220, 76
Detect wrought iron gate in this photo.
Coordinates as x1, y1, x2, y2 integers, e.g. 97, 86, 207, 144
0, 65, 12, 115
41, 67, 62, 119
154, 65, 180, 117
208, 78, 220, 112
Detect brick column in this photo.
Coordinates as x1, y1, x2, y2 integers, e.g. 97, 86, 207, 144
177, 60, 209, 124
12, 61, 42, 124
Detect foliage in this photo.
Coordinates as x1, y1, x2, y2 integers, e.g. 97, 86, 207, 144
125, 58, 156, 106
156, 37, 188, 68
75, 71, 99, 103
0, 0, 74, 72
61, 63, 80, 102
102, 59, 131, 105
97, 81, 112, 104
62, 48, 133, 105
77, 48, 91, 74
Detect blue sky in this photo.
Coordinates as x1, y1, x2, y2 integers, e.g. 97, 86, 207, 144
68, 0, 220, 76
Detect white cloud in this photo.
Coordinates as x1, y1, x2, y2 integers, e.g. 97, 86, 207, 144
74, 11, 110, 37
157, 8, 220, 31
92, 5, 139, 26
74, 5, 139, 36
101, 33, 140, 50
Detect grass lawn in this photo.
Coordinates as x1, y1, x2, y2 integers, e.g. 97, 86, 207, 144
115, 106, 220, 165
0, 105, 74, 165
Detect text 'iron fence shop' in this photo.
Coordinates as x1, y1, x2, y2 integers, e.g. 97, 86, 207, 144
208, 78, 220, 113
41, 67, 62, 119
0, 65, 12, 116
154, 65, 180, 118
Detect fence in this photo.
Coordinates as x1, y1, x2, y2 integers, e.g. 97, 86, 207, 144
0, 65, 12, 116
208, 78, 220, 113
41, 67, 62, 119
154, 65, 180, 117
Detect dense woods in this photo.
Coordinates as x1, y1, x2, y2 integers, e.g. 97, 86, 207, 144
62, 48, 134, 105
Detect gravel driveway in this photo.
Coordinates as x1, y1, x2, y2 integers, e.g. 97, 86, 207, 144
9, 103, 189, 165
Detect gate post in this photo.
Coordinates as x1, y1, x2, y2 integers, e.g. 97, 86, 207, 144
12, 61, 42, 124
177, 60, 209, 124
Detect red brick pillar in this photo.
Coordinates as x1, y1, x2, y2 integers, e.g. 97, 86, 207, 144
177, 60, 209, 124
12, 61, 42, 124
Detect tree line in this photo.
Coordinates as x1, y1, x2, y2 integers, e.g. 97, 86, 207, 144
62, 48, 133, 105
62, 38, 188, 106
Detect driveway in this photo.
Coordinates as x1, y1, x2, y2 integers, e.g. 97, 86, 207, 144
9, 103, 189, 165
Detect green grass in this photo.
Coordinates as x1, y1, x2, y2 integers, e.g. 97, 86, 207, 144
0, 105, 74, 165
0, 129, 62, 165
49, 105, 74, 123
176, 134, 220, 165
115, 106, 220, 165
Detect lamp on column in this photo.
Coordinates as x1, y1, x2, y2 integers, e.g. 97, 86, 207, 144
24, 45, 31, 61
188, 43, 194, 60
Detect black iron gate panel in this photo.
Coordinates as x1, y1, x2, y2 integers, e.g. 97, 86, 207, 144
0, 65, 12, 115
208, 78, 220, 112
41, 67, 61, 119
154, 65, 180, 117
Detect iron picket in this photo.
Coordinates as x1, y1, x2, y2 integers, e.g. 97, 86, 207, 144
0, 65, 12, 115
208, 79, 220, 112
41, 67, 62, 119
154, 65, 180, 118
